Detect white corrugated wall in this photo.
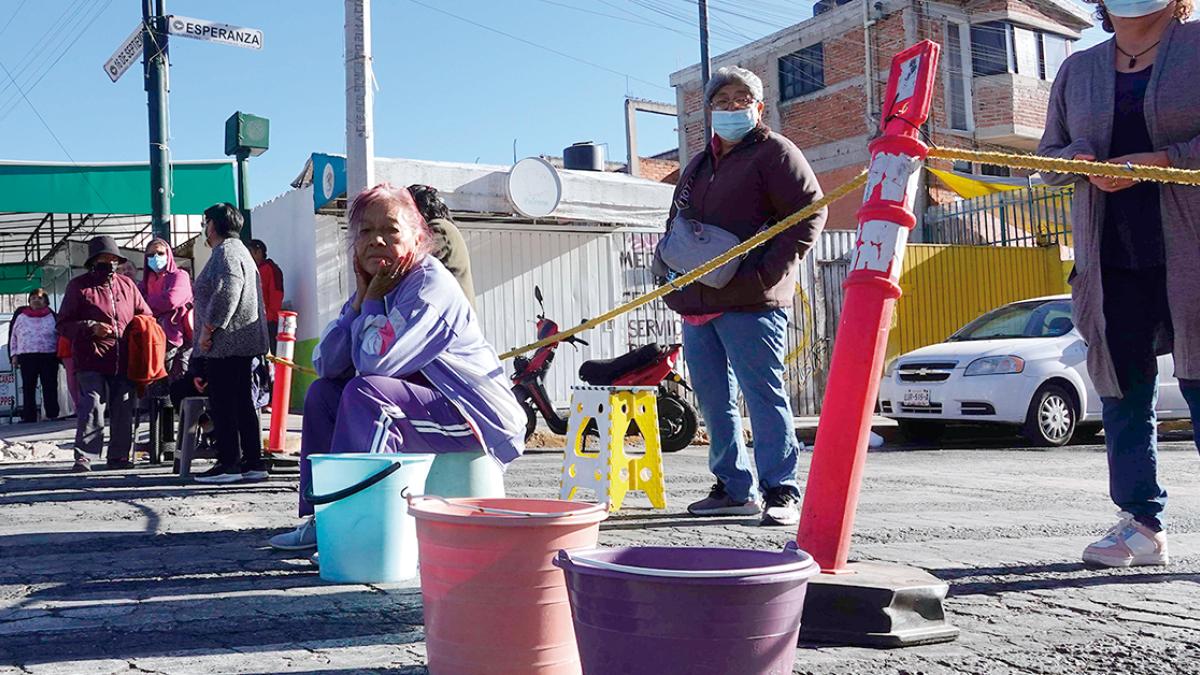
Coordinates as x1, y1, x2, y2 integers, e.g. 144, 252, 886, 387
461, 223, 623, 407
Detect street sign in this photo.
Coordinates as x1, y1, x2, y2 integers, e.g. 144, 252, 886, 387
167, 15, 263, 50
103, 25, 144, 82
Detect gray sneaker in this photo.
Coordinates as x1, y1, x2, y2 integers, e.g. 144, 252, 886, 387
268, 518, 317, 551
761, 486, 801, 527
687, 482, 761, 517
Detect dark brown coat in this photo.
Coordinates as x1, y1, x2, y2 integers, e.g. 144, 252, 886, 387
663, 126, 827, 315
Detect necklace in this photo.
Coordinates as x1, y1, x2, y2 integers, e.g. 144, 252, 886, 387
1115, 39, 1161, 69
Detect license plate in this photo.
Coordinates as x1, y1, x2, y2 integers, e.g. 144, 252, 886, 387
903, 389, 931, 407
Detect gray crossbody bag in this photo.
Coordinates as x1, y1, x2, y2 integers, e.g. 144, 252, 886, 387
652, 157, 744, 289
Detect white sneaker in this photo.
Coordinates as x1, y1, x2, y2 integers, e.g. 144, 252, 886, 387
268, 518, 317, 551
1082, 511, 1169, 568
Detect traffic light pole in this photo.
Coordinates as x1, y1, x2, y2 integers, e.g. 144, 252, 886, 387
236, 149, 252, 241
143, 0, 171, 244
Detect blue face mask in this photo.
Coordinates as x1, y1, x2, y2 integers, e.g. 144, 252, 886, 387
147, 254, 168, 272
1104, 0, 1171, 17
711, 108, 758, 143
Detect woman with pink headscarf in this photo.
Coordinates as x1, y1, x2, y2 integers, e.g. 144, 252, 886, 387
139, 238, 193, 382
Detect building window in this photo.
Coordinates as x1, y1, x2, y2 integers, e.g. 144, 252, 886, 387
971, 22, 1013, 76
779, 43, 825, 100
945, 23, 970, 131
1041, 33, 1071, 80
980, 163, 1011, 177
971, 21, 1074, 81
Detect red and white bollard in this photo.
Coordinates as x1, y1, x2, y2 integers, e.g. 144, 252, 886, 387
266, 311, 298, 454
797, 41, 941, 572
791, 41, 957, 648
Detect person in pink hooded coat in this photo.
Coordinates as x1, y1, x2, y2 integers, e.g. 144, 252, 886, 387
138, 238, 193, 383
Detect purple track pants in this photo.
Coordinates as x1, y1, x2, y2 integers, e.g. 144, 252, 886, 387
298, 375, 482, 517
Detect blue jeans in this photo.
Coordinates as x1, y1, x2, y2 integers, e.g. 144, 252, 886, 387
1101, 265, 1200, 531
682, 309, 800, 502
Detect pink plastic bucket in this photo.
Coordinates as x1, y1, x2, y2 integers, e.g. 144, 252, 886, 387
407, 496, 608, 675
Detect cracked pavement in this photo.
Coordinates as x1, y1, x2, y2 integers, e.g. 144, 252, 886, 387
1, 430, 1199, 674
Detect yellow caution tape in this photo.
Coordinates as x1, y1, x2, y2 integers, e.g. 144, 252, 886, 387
499, 170, 869, 360
928, 147, 1200, 186
266, 353, 319, 377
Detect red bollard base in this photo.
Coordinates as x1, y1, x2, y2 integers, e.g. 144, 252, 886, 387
799, 562, 959, 648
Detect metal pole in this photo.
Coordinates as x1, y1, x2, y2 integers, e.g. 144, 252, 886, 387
345, 0, 375, 200
143, 0, 171, 244
236, 150, 252, 241
698, 0, 712, 142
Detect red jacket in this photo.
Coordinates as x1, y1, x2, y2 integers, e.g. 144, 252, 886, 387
258, 258, 284, 323
58, 270, 152, 376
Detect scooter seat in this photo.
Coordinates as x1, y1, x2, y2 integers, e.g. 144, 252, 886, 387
579, 343, 662, 385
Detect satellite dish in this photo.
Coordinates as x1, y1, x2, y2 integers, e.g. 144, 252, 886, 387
507, 157, 562, 218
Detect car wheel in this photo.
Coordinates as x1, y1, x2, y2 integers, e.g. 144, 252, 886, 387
897, 419, 946, 444
1022, 384, 1076, 447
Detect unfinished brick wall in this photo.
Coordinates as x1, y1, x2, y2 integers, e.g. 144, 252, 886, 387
780, 86, 870, 149
638, 158, 680, 184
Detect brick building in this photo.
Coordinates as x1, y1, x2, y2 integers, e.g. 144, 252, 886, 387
668, 0, 1093, 229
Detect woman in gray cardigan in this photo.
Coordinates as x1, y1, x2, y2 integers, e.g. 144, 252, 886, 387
1038, 1, 1200, 568
192, 203, 271, 484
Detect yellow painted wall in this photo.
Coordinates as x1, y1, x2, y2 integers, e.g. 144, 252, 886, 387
885, 245, 1071, 362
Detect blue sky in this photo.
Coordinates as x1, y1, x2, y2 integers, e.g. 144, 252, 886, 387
0, 1, 1106, 208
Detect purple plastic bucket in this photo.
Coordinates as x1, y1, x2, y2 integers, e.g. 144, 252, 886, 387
553, 543, 819, 675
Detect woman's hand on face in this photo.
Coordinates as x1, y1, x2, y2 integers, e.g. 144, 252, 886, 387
365, 259, 404, 302
352, 256, 372, 312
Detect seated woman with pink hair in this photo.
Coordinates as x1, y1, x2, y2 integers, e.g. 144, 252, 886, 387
268, 183, 525, 551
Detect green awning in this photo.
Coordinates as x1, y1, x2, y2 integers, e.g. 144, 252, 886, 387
0, 161, 237, 215
0, 264, 41, 295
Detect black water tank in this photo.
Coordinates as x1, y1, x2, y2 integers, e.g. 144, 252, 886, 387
563, 142, 605, 171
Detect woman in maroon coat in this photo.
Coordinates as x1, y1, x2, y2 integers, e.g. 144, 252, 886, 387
58, 236, 151, 472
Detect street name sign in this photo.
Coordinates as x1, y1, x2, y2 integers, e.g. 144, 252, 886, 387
103, 25, 144, 82
167, 15, 263, 50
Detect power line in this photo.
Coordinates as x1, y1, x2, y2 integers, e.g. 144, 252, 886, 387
0, 58, 117, 215
0, 0, 92, 103
0, 0, 114, 122
0, 0, 30, 38
406, 0, 672, 92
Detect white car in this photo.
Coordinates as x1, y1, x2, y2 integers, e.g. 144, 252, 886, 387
877, 295, 1191, 446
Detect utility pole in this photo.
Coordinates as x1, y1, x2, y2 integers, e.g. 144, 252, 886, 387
698, 0, 712, 142
142, 0, 171, 243
345, 0, 375, 200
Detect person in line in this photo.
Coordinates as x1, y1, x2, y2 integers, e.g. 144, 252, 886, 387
267, 183, 524, 551
11, 289, 61, 423
191, 204, 271, 484
57, 335, 78, 409
117, 259, 139, 281
139, 238, 193, 382
407, 184, 476, 307
249, 239, 285, 341
1038, 0, 1200, 567
662, 66, 827, 527
58, 237, 152, 472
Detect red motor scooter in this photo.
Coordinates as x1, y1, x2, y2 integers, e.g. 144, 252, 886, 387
510, 287, 699, 453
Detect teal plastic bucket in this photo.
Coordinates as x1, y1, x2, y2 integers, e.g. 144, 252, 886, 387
425, 451, 506, 499
308, 453, 434, 583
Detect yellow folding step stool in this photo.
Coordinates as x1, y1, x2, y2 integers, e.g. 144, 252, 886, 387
560, 385, 666, 512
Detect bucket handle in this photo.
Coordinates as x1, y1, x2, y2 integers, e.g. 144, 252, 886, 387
555, 542, 816, 579
405, 493, 581, 519
304, 460, 406, 506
